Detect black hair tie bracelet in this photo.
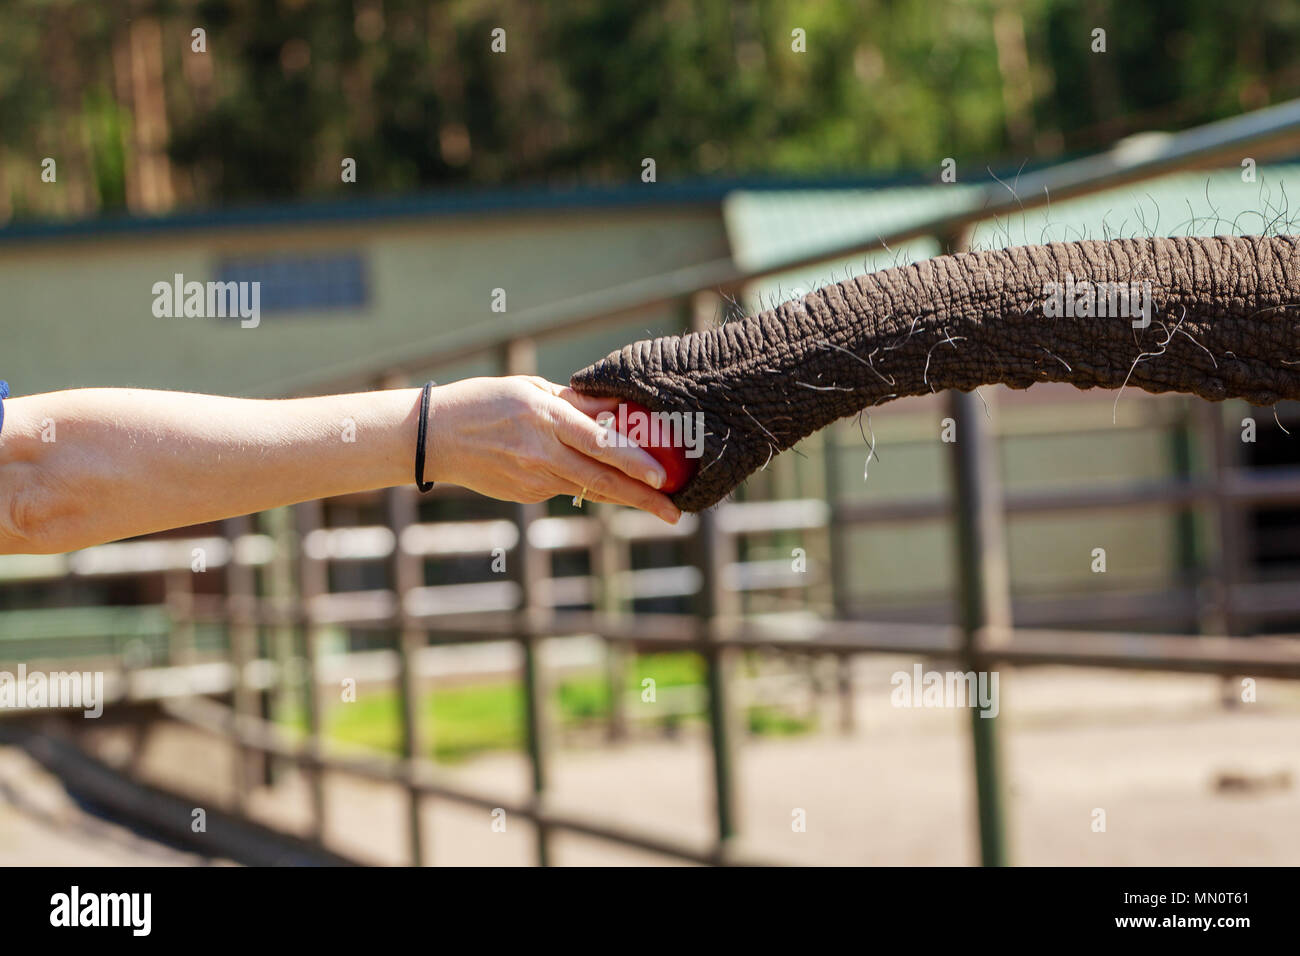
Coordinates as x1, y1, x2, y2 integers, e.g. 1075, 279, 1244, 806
415, 381, 435, 493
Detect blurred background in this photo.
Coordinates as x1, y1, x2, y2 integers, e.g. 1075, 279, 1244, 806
2, 0, 1300, 866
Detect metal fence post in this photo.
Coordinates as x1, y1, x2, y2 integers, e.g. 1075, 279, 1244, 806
694, 508, 740, 857
1198, 401, 1245, 636
386, 480, 427, 866
1198, 400, 1251, 709
504, 337, 553, 866
223, 514, 261, 812
264, 506, 299, 787
939, 221, 1012, 868
691, 291, 741, 860
946, 384, 1012, 867
381, 372, 428, 865
595, 502, 629, 741
822, 423, 856, 733
294, 500, 329, 842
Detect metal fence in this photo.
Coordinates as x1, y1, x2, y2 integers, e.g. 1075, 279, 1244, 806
12, 98, 1300, 865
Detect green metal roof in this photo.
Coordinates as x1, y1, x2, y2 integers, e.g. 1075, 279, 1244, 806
0, 173, 942, 246
725, 165, 1300, 272
723, 184, 983, 272
726, 165, 1300, 310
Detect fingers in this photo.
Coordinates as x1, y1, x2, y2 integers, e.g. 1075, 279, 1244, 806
555, 386, 623, 418
491, 377, 681, 522
548, 397, 668, 490
528, 377, 626, 419
547, 445, 680, 523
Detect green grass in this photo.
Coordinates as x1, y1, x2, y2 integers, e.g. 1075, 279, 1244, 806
281, 651, 809, 762
747, 705, 817, 736
282, 680, 525, 762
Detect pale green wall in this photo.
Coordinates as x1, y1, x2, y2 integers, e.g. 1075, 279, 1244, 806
773, 391, 1193, 615
0, 205, 728, 396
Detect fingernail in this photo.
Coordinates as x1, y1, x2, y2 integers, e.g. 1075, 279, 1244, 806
647, 468, 666, 488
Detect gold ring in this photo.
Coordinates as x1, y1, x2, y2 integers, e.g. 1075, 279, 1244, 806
572, 486, 587, 508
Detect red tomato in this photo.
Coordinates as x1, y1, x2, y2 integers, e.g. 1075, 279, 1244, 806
593, 400, 699, 493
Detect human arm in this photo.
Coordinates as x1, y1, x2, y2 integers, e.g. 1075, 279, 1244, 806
0, 376, 680, 555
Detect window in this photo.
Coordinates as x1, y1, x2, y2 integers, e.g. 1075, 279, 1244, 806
216, 251, 368, 314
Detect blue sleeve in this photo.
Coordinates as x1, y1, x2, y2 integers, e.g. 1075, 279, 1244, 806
0, 381, 8, 439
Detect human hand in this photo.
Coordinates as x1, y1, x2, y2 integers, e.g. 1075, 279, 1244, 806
424, 376, 682, 523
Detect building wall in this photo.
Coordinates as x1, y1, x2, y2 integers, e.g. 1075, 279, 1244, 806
0, 203, 730, 397
820, 390, 1194, 624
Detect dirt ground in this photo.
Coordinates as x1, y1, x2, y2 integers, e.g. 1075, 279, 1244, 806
4, 659, 1299, 866
0, 746, 215, 866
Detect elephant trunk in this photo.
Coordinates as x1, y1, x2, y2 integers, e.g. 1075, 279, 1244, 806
571, 235, 1300, 512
